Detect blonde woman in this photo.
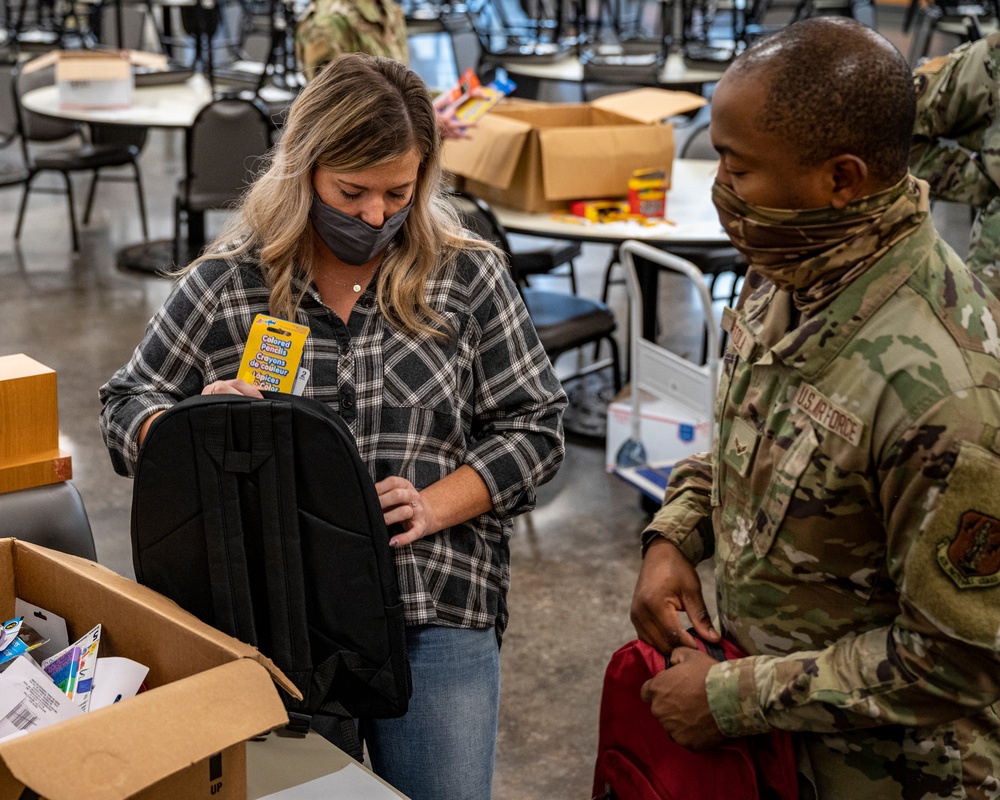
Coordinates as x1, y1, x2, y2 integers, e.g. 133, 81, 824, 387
100, 53, 566, 799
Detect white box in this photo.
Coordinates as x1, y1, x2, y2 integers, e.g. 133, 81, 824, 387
24, 50, 167, 110
605, 389, 712, 472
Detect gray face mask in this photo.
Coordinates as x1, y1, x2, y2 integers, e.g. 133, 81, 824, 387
309, 192, 412, 266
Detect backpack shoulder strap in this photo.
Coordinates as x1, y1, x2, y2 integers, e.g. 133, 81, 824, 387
190, 401, 259, 643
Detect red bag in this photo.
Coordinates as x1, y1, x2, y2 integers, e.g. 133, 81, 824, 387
592, 635, 799, 800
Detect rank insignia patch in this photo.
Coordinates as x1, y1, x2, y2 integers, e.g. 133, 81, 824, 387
938, 510, 1000, 588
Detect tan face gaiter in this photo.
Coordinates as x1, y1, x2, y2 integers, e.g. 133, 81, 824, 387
712, 175, 929, 317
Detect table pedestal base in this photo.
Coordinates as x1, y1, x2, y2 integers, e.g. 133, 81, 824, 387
116, 239, 182, 277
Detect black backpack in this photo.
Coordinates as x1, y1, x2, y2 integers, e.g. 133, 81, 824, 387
131, 393, 411, 755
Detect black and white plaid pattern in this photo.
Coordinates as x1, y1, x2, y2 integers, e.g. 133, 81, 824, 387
100, 247, 566, 636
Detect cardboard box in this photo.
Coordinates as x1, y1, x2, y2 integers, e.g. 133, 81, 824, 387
441, 88, 706, 213
0, 539, 296, 800
23, 50, 167, 110
605, 388, 712, 472
0, 355, 71, 494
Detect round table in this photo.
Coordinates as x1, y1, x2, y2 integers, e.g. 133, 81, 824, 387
21, 76, 294, 275
492, 158, 730, 338
20, 73, 217, 128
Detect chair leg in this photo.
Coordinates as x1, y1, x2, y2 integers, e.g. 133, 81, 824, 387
83, 168, 99, 226
14, 174, 35, 241
173, 198, 182, 266
61, 171, 80, 252
567, 259, 578, 295
133, 160, 149, 240
600, 248, 620, 304
607, 334, 622, 392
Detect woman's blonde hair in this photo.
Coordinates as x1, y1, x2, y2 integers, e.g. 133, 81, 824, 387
188, 53, 492, 339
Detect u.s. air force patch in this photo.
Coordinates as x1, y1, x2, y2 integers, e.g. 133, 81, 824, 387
793, 383, 863, 446
938, 510, 1000, 588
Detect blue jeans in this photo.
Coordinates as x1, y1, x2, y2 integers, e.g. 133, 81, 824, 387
364, 625, 501, 800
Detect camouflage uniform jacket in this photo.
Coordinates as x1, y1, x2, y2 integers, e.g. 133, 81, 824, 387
296, 0, 409, 81
644, 214, 1000, 797
912, 32, 1000, 297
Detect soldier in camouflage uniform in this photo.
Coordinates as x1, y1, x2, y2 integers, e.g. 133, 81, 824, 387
296, 0, 408, 81
911, 32, 1000, 298
631, 18, 1000, 798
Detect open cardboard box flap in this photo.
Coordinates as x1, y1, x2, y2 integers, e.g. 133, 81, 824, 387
440, 112, 531, 190
23, 50, 169, 74
0, 659, 281, 800
0, 540, 297, 800
588, 88, 706, 124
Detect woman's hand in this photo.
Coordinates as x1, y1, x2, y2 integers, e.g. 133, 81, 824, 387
433, 89, 488, 141
376, 476, 439, 547
201, 379, 264, 398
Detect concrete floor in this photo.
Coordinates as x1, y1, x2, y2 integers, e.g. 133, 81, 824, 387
0, 8, 977, 797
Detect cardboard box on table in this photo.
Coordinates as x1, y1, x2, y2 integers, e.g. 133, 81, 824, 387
0, 355, 71, 494
0, 539, 296, 800
441, 88, 707, 213
23, 50, 168, 110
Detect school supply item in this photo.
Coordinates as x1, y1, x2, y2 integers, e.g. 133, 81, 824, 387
438, 68, 517, 126
131, 393, 411, 758
237, 314, 310, 395
592, 634, 799, 800
628, 169, 667, 219
42, 623, 101, 712
453, 70, 516, 125
0, 621, 48, 667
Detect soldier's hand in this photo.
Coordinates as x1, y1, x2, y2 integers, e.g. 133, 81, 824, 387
630, 538, 719, 653
640, 646, 725, 751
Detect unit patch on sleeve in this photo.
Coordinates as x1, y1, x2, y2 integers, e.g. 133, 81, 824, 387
938, 510, 1000, 589
903, 443, 1000, 644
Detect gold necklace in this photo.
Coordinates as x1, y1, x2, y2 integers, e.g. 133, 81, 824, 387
323, 267, 376, 294
318, 246, 391, 294
327, 275, 369, 293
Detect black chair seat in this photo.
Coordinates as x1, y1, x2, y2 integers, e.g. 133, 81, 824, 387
662, 244, 741, 273
509, 234, 582, 274
0, 162, 30, 187
522, 288, 617, 355
33, 143, 140, 171
447, 189, 622, 391
0, 481, 97, 560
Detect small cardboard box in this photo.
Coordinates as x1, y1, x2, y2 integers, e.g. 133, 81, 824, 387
0, 539, 296, 800
0, 355, 71, 494
605, 388, 712, 472
441, 88, 707, 213
23, 50, 167, 110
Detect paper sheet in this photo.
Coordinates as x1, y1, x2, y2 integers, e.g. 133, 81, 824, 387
88, 656, 149, 711
0, 656, 83, 742
257, 763, 404, 800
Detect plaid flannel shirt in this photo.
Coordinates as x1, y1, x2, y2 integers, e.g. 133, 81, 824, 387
100, 246, 566, 637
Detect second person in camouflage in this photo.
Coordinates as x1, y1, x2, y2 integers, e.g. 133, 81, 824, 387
911, 31, 1000, 297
